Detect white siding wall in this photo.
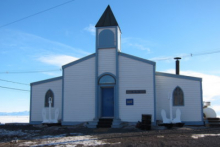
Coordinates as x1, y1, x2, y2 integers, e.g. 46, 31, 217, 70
119, 55, 155, 122
117, 27, 121, 52
63, 57, 95, 122
156, 75, 202, 122
98, 48, 116, 76
31, 79, 62, 122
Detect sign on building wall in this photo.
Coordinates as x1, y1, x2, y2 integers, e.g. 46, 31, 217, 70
126, 90, 146, 94
126, 99, 133, 105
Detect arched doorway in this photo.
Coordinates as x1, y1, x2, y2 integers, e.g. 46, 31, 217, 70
99, 74, 116, 117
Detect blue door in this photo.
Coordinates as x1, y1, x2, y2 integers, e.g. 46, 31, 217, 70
102, 88, 114, 117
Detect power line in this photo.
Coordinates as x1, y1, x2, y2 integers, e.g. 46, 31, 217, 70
193, 50, 220, 56
0, 0, 74, 29
152, 49, 220, 61
0, 79, 29, 85
0, 69, 61, 74
0, 49, 219, 74
0, 86, 30, 92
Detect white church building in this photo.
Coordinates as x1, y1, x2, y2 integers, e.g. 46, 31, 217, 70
30, 6, 203, 128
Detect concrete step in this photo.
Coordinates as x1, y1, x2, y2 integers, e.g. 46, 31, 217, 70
97, 119, 113, 128
207, 117, 220, 121
209, 124, 220, 127
206, 117, 220, 127
207, 120, 220, 124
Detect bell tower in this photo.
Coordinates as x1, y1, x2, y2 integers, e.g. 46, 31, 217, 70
92, 5, 122, 128
95, 5, 121, 52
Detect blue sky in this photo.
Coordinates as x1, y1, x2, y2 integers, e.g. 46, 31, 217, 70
0, 0, 220, 116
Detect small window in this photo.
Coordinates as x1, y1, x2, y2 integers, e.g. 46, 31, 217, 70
99, 29, 115, 47
45, 90, 54, 107
99, 75, 115, 84
173, 87, 184, 106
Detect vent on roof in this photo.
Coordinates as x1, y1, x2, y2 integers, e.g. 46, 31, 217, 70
174, 57, 181, 75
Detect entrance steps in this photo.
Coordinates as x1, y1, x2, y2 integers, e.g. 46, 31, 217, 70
206, 118, 220, 127
97, 118, 113, 128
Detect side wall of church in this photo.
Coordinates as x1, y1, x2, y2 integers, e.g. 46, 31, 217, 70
30, 78, 62, 123
156, 73, 203, 124
63, 57, 95, 123
119, 55, 155, 123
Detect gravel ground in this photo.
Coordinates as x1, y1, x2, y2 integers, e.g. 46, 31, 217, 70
0, 124, 220, 146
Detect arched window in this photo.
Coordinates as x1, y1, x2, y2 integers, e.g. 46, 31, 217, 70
99, 29, 114, 47
45, 90, 54, 107
173, 87, 184, 106
99, 75, 115, 85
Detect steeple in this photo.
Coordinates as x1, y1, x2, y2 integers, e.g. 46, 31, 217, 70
95, 5, 119, 27
95, 5, 121, 52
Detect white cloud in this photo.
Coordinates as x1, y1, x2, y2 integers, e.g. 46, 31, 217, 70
84, 24, 95, 35
41, 71, 62, 77
211, 105, 220, 113
149, 54, 191, 62
165, 69, 220, 102
209, 70, 220, 75
128, 43, 150, 51
211, 104, 220, 117
38, 55, 78, 67
122, 37, 151, 52
0, 29, 91, 57
149, 56, 173, 61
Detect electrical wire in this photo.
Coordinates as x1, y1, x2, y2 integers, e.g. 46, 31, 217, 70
0, 49, 219, 74
152, 49, 220, 61
0, 79, 29, 85
0, 86, 30, 92
0, 69, 61, 74
193, 50, 220, 56
0, 0, 74, 29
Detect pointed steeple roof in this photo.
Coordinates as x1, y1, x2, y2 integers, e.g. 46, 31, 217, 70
95, 5, 119, 27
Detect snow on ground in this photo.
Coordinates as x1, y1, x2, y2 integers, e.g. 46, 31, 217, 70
19, 134, 120, 146
0, 127, 119, 146
0, 116, 29, 124
191, 134, 220, 139
33, 135, 106, 146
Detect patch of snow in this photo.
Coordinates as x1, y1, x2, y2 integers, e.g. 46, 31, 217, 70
19, 135, 117, 147
36, 135, 105, 146
34, 134, 66, 139
0, 116, 29, 124
191, 134, 220, 139
19, 141, 37, 146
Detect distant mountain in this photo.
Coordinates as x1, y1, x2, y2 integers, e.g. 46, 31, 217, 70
0, 111, 29, 116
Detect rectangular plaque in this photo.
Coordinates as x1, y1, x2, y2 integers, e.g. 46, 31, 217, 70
126, 90, 146, 94
126, 99, 133, 105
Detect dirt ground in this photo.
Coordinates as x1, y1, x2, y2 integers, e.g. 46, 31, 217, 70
0, 124, 220, 147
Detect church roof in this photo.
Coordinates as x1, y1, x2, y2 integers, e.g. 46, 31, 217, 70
95, 5, 119, 27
